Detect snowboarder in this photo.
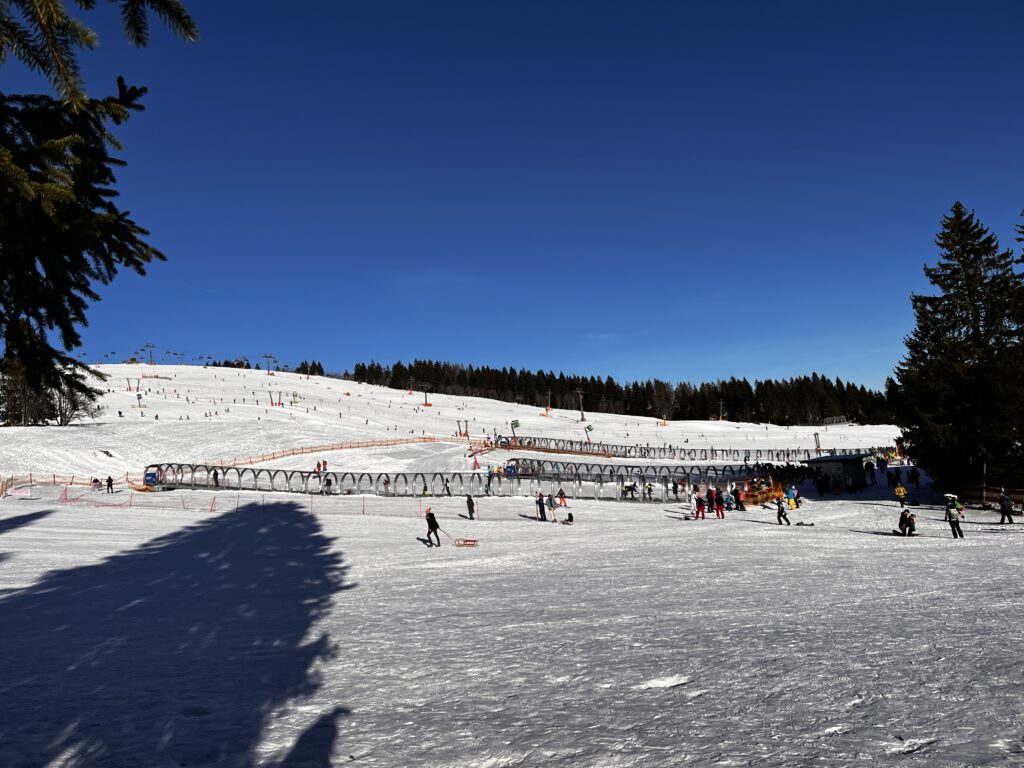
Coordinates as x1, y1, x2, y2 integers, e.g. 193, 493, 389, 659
944, 496, 965, 539
999, 490, 1015, 524
466, 495, 475, 520
425, 509, 441, 547
536, 492, 547, 521
894, 482, 908, 508
776, 496, 790, 525
106, 476, 113, 493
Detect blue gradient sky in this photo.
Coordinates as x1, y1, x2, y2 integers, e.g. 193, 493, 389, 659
4, 1, 1023, 388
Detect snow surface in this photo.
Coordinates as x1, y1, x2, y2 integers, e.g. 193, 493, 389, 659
0, 364, 898, 479
2, 482, 1023, 766
6, 365, 1018, 766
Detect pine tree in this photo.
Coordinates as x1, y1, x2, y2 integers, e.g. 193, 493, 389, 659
0, 1, 197, 110
892, 202, 1024, 490
1, 1, 196, 400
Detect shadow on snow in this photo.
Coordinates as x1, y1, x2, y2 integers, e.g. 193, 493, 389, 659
0, 500, 353, 767
0, 510, 53, 536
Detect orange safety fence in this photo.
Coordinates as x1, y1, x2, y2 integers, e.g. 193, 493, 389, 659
199, 435, 487, 467
2, 472, 145, 492
0, 437, 489, 496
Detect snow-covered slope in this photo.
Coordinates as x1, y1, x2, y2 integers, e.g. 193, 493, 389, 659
0, 364, 899, 479
1, 480, 1021, 766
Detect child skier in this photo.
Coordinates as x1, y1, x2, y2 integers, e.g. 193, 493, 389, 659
776, 496, 791, 525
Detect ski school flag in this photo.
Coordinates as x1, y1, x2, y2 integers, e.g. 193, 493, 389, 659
511, 420, 520, 429
585, 424, 594, 432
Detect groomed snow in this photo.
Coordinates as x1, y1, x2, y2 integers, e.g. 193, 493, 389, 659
2, 475, 1023, 765
5, 365, 1016, 766
0, 364, 899, 479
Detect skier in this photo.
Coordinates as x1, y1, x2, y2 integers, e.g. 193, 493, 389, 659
735, 486, 745, 511
645, 482, 654, 501
425, 508, 441, 547
894, 482, 908, 508
671, 480, 679, 501
536, 492, 547, 521
908, 466, 920, 489
106, 476, 114, 494
689, 491, 698, 518
562, 512, 574, 525
466, 495, 475, 520
705, 486, 716, 516
714, 487, 725, 518
695, 496, 706, 520
999, 490, 1014, 524
776, 496, 791, 525
944, 495, 965, 539
557, 488, 568, 506
212, 468, 219, 488
322, 477, 333, 495
444, 478, 452, 497
315, 461, 321, 475
382, 477, 390, 495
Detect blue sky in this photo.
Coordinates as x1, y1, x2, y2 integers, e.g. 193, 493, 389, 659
4, 1, 1023, 389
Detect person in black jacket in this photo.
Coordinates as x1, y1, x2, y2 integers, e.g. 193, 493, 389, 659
425, 509, 441, 547
776, 496, 790, 525
999, 491, 1015, 524
105, 476, 114, 493
536, 492, 547, 521
466, 495, 475, 520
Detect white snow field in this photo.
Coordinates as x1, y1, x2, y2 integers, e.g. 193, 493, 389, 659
0, 364, 898, 480
4, 365, 1022, 767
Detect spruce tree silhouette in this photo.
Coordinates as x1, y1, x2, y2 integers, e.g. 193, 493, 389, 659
0, 501, 353, 766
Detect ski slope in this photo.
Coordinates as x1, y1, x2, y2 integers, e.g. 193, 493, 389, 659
0, 364, 899, 480
7, 365, 1008, 767
1, 480, 1023, 766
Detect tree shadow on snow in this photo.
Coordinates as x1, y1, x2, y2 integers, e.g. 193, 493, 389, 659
0, 500, 354, 767
0, 510, 52, 536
